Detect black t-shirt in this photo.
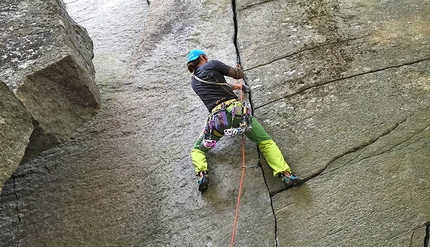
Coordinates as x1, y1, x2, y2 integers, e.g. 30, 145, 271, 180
191, 60, 238, 112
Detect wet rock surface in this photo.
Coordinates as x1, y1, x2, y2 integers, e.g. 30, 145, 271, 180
1, 0, 429, 246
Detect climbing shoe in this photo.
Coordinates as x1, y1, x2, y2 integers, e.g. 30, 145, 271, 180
198, 171, 209, 192
280, 172, 304, 189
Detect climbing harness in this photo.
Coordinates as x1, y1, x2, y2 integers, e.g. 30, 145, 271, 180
223, 101, 252, 137
199, 99, 252, 149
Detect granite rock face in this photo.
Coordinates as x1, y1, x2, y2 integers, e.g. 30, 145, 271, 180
0, 0, 429, 246
0, 0, 100, 189
0, 81, 33, 191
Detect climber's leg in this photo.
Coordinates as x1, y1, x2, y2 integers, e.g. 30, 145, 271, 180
244, 117, 291, 176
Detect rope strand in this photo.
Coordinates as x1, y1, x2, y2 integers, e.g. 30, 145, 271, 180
230, 76, 246, 247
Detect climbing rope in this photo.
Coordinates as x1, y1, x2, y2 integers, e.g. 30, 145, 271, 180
229, 72, 246, 247
229, 0, 262, 245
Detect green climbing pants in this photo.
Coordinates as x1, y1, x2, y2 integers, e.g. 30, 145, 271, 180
191, 101, 292, 177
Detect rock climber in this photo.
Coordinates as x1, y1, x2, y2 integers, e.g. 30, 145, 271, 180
187, 49, 304, 192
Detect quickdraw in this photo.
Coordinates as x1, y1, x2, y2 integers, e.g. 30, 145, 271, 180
199, 114, 217, 150
201, 138, 217, 149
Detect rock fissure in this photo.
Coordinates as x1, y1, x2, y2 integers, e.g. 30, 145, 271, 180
246, 35, 369, 71
341, 110, 430, 170
241, 0, 277, 10
306, 113, 409, 180
259, 162, 279, 247
232, 0, 280, 245
425, 221, 430, 247
345, 121, 415, 165
365, 124, 430, 160
255, 56, 430, 110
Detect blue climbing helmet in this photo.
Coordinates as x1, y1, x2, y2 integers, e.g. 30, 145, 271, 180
187, 49, 205, 63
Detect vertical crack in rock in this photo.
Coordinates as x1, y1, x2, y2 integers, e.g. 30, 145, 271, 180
231, 0, 240, 65
260, 165, 280, 246
228, 0, 429, 245
231, 0, 278, 245
424, 221, 430, 247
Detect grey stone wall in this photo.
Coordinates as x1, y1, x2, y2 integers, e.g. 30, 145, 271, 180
0, 0, 100, 190
0, 81, 33, 190
0, 0, 428, 246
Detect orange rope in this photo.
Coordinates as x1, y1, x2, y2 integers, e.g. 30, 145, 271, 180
230, 75, 246, 247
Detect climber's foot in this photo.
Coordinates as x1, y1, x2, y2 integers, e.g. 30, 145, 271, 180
280, 172, 304, 189
198, 171, 209, 192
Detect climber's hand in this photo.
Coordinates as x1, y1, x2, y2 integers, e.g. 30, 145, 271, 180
241, 84, 250, 93
231, 84, 250, 93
